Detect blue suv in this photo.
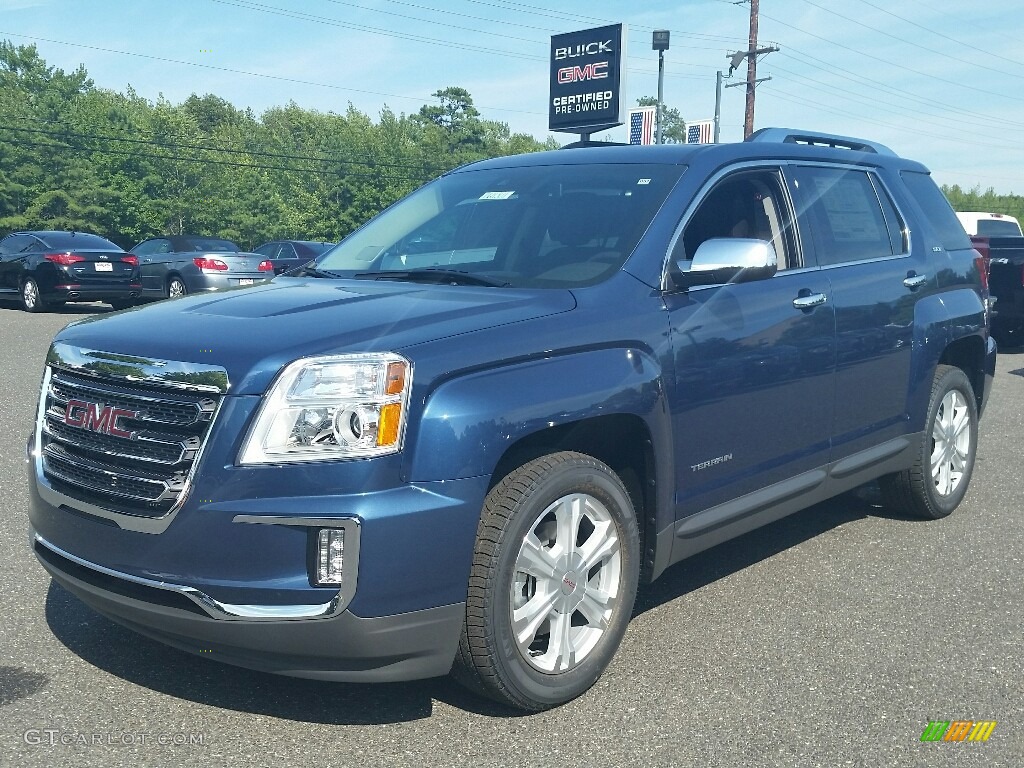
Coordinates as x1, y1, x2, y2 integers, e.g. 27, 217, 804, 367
27, 129, 996, 711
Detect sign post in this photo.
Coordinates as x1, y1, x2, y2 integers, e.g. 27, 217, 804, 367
548, 24, 628, 142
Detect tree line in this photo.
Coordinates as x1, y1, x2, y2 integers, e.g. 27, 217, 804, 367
0, 41, 556, 250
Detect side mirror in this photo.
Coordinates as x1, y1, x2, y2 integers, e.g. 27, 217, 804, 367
677, 238, 778, 288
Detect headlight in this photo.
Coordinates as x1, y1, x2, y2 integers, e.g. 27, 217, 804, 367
239, 353, 412, 464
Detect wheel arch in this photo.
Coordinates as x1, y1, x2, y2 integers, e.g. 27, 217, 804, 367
488, 414, 661, 582
938, 333, 987, 414
406, 348, 675, 583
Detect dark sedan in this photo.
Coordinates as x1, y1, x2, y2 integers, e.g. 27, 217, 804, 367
0, 230, 141, 312
253, 240, 335, 274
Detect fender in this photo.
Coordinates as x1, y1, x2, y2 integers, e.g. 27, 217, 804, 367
407, 346, 673, 489
907, 286, 987, 427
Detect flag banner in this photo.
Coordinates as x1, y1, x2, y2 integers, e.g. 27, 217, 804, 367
686, 120, 714, 144
629, 106, 657, 145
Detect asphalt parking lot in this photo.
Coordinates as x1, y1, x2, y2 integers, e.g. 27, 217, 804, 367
0, 302, 1021, 768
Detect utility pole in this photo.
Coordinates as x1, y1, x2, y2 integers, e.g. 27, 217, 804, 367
744, 0, 759, 139
726, 1, 779, 139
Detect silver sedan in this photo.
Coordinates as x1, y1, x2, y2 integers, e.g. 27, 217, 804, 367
131, 235, 273, 300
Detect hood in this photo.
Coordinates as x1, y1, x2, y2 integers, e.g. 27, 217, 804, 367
56, 277, 576, 394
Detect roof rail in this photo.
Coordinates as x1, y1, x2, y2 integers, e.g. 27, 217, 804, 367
559, 140, 629, 149
746, 127, 896, 156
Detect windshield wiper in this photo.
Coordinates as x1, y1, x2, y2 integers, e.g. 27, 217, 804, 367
296, 265, 345, 279
354, 268, 510, 287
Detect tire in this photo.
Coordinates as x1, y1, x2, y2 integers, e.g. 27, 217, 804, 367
453, 451, 640, 711
880, 365, 978, 519
21, 277, 46, 313
166, 277, 187, 299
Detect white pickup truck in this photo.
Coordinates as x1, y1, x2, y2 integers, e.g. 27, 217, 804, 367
956, 211, 1023, 237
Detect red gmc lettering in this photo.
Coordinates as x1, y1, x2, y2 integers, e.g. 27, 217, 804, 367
65, 399, 136, 438
556, 61, 609, 84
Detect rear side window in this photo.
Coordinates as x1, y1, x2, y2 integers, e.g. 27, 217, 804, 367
900, 171, 972, 251
791, 166, 903, 266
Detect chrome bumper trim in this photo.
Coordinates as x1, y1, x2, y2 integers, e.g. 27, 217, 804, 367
33, 532, 347, 621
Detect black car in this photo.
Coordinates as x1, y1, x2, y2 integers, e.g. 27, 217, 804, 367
0, 231, 141, 312
253, 240, 335, 274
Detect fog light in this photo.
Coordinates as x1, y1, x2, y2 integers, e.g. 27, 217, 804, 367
316, 529, 345, 585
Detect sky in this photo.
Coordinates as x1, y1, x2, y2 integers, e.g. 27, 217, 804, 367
3, 0, 1024, 193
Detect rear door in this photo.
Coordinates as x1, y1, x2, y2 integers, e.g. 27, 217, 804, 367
788, 164, 927, 458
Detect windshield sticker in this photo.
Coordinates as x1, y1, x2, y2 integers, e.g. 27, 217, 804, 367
637, 178, 652, 185
479, 191, 516, 200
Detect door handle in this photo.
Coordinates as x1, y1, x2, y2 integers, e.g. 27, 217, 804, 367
793, 292, 827, 310
903, 273, 927, 289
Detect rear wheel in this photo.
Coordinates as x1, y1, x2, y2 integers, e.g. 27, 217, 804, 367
21, 278, 45, 313
880, 365, 978, 519
166, 277, 187, 299
453, 452, 640, 711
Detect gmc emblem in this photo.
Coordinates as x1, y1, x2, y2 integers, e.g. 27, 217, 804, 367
64, 399, 138, 439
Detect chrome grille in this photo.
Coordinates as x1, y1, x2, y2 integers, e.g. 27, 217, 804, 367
40, 368, 220, 517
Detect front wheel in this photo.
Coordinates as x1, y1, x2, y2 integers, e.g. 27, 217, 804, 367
166, 277, 187, 299
21, 277, 46, 313
453, 452, 640, 711
880, 365, 978, 519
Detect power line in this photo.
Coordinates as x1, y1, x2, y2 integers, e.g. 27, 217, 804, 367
0, 119, 436, 173
848, 0, 1024, 67
791, 0, 1023, 81
769, 62, 1019, 135
0, 30, 544, 118
777, 49, 1024, 130
0, 133, 433, 182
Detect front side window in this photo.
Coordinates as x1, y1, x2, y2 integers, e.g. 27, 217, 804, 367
133, 239, 170, 255
314, 162, 684, 288
673, 168, 798, 269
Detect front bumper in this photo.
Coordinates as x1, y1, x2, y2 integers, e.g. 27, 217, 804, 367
33, 531, 463, 681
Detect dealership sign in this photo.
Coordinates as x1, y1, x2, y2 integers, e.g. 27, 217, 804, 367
549, 24, 627, 135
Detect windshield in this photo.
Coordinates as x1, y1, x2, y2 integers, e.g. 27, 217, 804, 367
315, 162, 684, 288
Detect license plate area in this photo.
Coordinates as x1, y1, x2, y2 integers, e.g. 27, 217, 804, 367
237, 278, 254, 285
94, 262, 114, 272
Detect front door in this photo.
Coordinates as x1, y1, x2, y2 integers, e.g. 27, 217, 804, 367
665, 167, 837, 521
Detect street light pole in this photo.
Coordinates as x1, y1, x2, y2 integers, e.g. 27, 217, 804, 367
714, 70, 723, 144
652, 30, 670, 145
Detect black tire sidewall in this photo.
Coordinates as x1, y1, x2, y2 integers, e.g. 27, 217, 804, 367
21, 278, 43, 312
921, 367, 978, 517
484, 457, 640, 709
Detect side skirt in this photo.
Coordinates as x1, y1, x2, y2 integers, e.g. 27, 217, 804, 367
649, 434, 918, 580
